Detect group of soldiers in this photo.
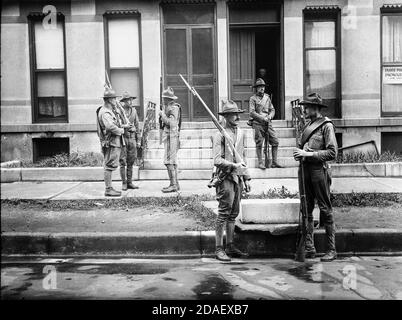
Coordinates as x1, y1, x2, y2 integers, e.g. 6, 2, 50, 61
97, 77, 338, 263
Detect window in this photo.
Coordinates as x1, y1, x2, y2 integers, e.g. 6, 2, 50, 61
29, 14, 68, 123
381, 10, 402, 116
104, 12, 143, 119
33, 138, 69, 162
382, 132, 402, 155
303, 8, 341, 118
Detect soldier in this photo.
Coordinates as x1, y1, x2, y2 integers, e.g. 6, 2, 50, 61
293, 93, 338, 262
96, 87, 131, 197
249, 78, 283, 169
159, 87, 181, 193
213, 100, 251, 262
119, 92, 140, 190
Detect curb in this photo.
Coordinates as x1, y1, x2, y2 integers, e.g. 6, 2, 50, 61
1, 162, 402, 183
2, 229, 402, 256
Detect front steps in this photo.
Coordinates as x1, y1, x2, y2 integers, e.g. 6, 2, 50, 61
142, 121, 297, 178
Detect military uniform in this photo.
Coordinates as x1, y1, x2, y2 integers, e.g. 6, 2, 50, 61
96, 87, 125, 196
298, 93, 338, 261
249, 78, 282, 169
118, 92, 140, 190
213, 100, 251, 261
213, 126, 250, 228
160, 87, 181, 193
161, 101, 180, 165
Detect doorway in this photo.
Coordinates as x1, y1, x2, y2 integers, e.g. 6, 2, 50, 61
162, 4, 216, 121
228, 2, 283, 119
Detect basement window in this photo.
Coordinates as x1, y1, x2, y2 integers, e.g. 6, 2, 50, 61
382, 132, 402, 155
33, 138, 69, 162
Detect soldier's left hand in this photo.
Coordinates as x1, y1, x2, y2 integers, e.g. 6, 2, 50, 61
244, 180, 251, 193
136, 142, 141, 148
293, 148, 307, 160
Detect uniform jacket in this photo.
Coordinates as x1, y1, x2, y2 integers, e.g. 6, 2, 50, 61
213, 126, 251, 184
121, 106, 140, 141
161, 101, 181, 139
98, 106, 124, 147
249, 93, 275, 125
301, 116, 338, 163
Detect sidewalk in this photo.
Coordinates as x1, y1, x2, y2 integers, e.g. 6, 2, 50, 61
1, 177, 402, 200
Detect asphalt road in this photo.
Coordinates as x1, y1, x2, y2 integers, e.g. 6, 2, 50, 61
1, 256, 402, 300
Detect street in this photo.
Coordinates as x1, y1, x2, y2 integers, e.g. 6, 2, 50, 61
1, 256, 401, 300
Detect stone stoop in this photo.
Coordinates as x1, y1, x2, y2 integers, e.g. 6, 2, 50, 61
203, 199, 319, 236
143, 122, 297, 174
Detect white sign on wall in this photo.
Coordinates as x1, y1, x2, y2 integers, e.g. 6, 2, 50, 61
383, 67, 402, 84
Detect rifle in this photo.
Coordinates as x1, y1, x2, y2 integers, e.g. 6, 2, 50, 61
138, 101, 157, 168
179, 74, 247, 169
159, 77, 164, 144
292, 99, 307, 262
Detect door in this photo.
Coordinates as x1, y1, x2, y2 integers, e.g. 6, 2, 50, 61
230, 29, 255, 118
163, 4, 216, 121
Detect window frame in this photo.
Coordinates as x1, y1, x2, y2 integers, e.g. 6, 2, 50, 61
380, 8, 402, 117
103, 11, 144, 120
303, 8, 341, 118
28, 13, 68, 124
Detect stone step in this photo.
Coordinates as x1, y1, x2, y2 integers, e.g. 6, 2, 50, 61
146, 137, 296, 149
148, 127, 295, 140
142, 157, 298, 170
240, 199, 319, 224
139, 167, 298, 180
145, 147, 295, 159
180, 120, 293, 129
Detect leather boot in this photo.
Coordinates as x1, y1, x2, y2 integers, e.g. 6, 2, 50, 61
321, 223, 337, 262
127, 165, 139, 189
216, 246, 231, 262
225, 222, 248, 258
256, 148, 265, 169
162, 166, 178, 193
215, 223, 231, 261
162, 165, 173, 191
305, 221, 316, 258
174, 164, 180, 191
120, 166, 127, 191
104, 170, 121, 197
271, 146, 284, 168
264, 148, 272, 169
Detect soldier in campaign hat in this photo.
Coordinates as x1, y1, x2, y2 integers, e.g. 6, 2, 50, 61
293, 92, 338, 262
96, 87, 131, 196
213, 100, 251, 262
118, 91, 140, 190
159, 87, 182, 193
248, 78, 283, 170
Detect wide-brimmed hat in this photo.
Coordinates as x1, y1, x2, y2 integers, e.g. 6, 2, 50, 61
103, 87, 118, 99
252, 78, 268, 88
162, 87, 178, 100
119, 91, 137, 102
218, 100, 244, 115
298, 92, 328, 108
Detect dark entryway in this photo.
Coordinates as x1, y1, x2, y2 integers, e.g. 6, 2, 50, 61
162, 4, 216, 121
229, 2, 283, 119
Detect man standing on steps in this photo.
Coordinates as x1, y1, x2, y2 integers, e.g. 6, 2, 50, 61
293, 93, 338, 262
249, 78, 283, 169
119, 91, 140, 191
97, 87, 131, 197
159, 87, 182, 193
213, 100, 251, 262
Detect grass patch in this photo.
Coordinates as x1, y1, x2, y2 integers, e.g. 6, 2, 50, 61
15, 152, 104, 168
336, 151, 402, 164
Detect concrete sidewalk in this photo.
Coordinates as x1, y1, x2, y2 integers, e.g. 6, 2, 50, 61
1, 177, 402, 200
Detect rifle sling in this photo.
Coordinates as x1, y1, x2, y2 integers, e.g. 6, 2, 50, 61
300, 117, 332, 147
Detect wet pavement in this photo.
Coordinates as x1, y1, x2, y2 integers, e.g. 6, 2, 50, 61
1, 256, 402, 300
